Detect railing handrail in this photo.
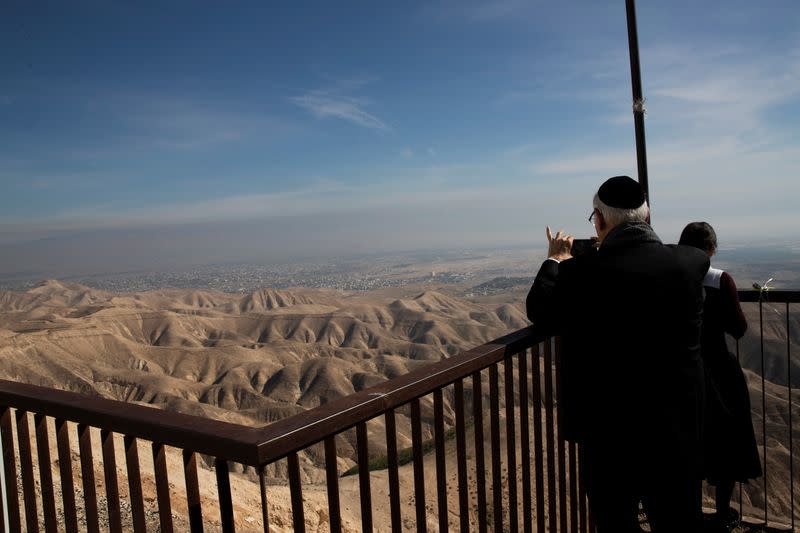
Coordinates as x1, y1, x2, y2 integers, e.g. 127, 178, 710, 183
0, 379, 264, 463
739, 289, 800, 303
0, 325, 549, 467
251, 325, 547, 465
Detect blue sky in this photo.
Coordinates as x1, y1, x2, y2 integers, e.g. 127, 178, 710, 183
1, 1, 799, 275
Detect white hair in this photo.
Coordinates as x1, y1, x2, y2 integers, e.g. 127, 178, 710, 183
593, 192, 649, 228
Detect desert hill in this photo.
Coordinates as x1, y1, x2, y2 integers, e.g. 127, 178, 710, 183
0, 283, 527, 428
736, 300, 800, 387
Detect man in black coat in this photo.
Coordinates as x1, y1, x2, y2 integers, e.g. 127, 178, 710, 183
527, 176, 709, 533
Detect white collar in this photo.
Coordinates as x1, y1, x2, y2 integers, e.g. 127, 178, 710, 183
704, 267, 723, 289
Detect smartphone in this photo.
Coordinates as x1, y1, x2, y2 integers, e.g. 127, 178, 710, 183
571, 238, 597, 257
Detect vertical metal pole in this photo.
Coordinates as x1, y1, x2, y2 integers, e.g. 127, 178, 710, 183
411, 399, 427, 533
786, 302, 794, 531
356, 422, 373, 533
324, 438, 342, 533
472, 372, 488, 533
454, 380, 470, 533
489, 365, 503, 533
184, 451, 204, 533
625, 0, 650, 206
759, 301, 768, 525
385, 411, 402, 532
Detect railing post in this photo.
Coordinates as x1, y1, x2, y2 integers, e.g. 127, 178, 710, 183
78, 424, 100, 533
384, 410, 402, 532
489, 364, 503, 532
216, 458, 236, 533
152, 442, 174, 533
532, 344, 546, 533
472, 372, 487, 533
454, 380, 470, 533
0, 433, 4, 533
184, 451, 204, 533
554, 337, 568, 532
759, 300, 768, 526
0, 408, 20, 533
356, 422, 373, 532
411, 399, 427, 533
736, 340, 744, 519
101, 430, 122, 533
556, 335, 581, 533
518, 348, 533, 533
287, 453, 304, 533
0, 427, 4, 533
16, 410, 38, 533
55, 419, 79, 533
787, 302, 795, 530
543, 339, 558, 531
324, 437, 342, 533
124, 436, 146, 533
258, 465, 269, 533
34, 414, 57, 533
504, 356, 518, 531
569, 441, 579, 532
434, 389, 448, 533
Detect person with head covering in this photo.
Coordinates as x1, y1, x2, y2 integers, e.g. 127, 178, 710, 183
679, 221, 762, 533
527, 176, 709, 532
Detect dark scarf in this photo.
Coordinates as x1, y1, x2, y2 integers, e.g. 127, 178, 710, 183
600, 220, 661, 249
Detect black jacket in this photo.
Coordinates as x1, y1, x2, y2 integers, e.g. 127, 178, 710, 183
526, 222, 709, 474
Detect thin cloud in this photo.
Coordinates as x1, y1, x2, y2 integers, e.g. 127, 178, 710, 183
120, 98, 300, 152
7, 89, 301, 164
49, 181, 350, 227
3, 171, 561, 233
529, 136, 743, 177
291, 93, 388, 130
645, 41, 800, 126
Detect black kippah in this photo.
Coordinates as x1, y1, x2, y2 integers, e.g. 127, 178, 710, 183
597, 175, 645, 209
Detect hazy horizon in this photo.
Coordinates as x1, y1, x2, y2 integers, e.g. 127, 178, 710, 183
2, 231, 798, 293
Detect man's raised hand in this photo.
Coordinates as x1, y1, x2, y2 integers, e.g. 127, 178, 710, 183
546, 226, 573, 262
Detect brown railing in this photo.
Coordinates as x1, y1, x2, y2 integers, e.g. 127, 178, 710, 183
734, 289, 800, 532
0, 290, 796, 532
0, 324, 590, 532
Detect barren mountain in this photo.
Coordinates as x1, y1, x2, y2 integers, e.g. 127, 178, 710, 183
0, 280, 528, 427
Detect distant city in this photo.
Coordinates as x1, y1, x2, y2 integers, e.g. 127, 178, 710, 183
1, 244, 798, 295
0, 263, 431, 293
0, 249, 536, 294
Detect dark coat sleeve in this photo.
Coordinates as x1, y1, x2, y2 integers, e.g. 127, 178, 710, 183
527, 258, 585, 442
526, 259, 562, 336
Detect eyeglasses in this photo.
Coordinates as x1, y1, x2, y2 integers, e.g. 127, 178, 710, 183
588, 210, 596, 225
